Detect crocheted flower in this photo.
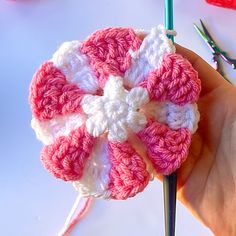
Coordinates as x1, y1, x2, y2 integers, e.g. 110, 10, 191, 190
29, 25, 201, 200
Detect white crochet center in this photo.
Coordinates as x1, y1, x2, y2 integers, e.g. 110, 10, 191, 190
82, 76, 149, 142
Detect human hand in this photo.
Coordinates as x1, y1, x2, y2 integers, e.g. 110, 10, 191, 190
174, 45, 236, 236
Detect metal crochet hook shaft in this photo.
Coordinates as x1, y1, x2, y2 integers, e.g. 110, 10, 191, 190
163, 1, 177, 236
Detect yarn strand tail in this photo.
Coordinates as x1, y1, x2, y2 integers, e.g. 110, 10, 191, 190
58, 195, 92, 236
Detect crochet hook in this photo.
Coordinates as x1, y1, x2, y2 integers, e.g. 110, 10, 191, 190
163, 1, 177, 236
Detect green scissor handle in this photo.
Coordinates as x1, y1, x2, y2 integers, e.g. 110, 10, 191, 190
194, 23, 236, 71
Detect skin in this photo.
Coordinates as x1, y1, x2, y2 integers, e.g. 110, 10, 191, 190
164, 45, 236, 236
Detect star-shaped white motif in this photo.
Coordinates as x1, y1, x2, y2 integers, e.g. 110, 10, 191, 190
81, 76, 149, 142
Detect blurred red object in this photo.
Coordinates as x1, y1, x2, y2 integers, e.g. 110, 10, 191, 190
206, 0, 236, 9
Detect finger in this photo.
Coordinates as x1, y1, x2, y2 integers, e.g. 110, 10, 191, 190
175, 44, 229, 95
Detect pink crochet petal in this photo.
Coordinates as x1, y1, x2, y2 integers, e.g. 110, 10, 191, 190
29, 61, 85, 121
108, 141, 150, 200
140, 53, 201, 105
41, 125, 95, 181
80, 28, 142, 88
138, 120, 191, 175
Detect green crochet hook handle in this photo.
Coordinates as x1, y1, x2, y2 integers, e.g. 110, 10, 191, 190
163, 1, 177, 236
165, 0, 174, 42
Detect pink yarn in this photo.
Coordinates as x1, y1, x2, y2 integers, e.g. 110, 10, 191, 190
41, 125, 95, 181
108, 141, 150, 200
29, 61, 85, 121
60, 197, 92, 236
140, 53, 201, 105
138, 120, 191, 175
80, 28, 142, 88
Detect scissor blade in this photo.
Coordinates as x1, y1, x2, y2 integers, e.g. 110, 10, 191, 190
193, 24, 209, 43
200, 19, 214, 41
194, 24, 215, 52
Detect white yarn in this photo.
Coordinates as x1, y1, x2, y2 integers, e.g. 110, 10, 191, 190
145, 101, 200, 133
124, 25, 176, 87
73, 137, 111, 199
133, 28, 149, 40
51, 41, 99, 94
32, 101, 199, 147
81, 76, 149, 142
31, 113, 86, 145
165, 103, 200, 133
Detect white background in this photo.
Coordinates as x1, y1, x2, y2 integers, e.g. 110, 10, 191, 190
0, 0, 236, 235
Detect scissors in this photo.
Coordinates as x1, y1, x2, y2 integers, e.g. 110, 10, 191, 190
194, 19, 236, 79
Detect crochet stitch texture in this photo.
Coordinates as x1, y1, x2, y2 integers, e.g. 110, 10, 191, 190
29, 25, 201, 200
